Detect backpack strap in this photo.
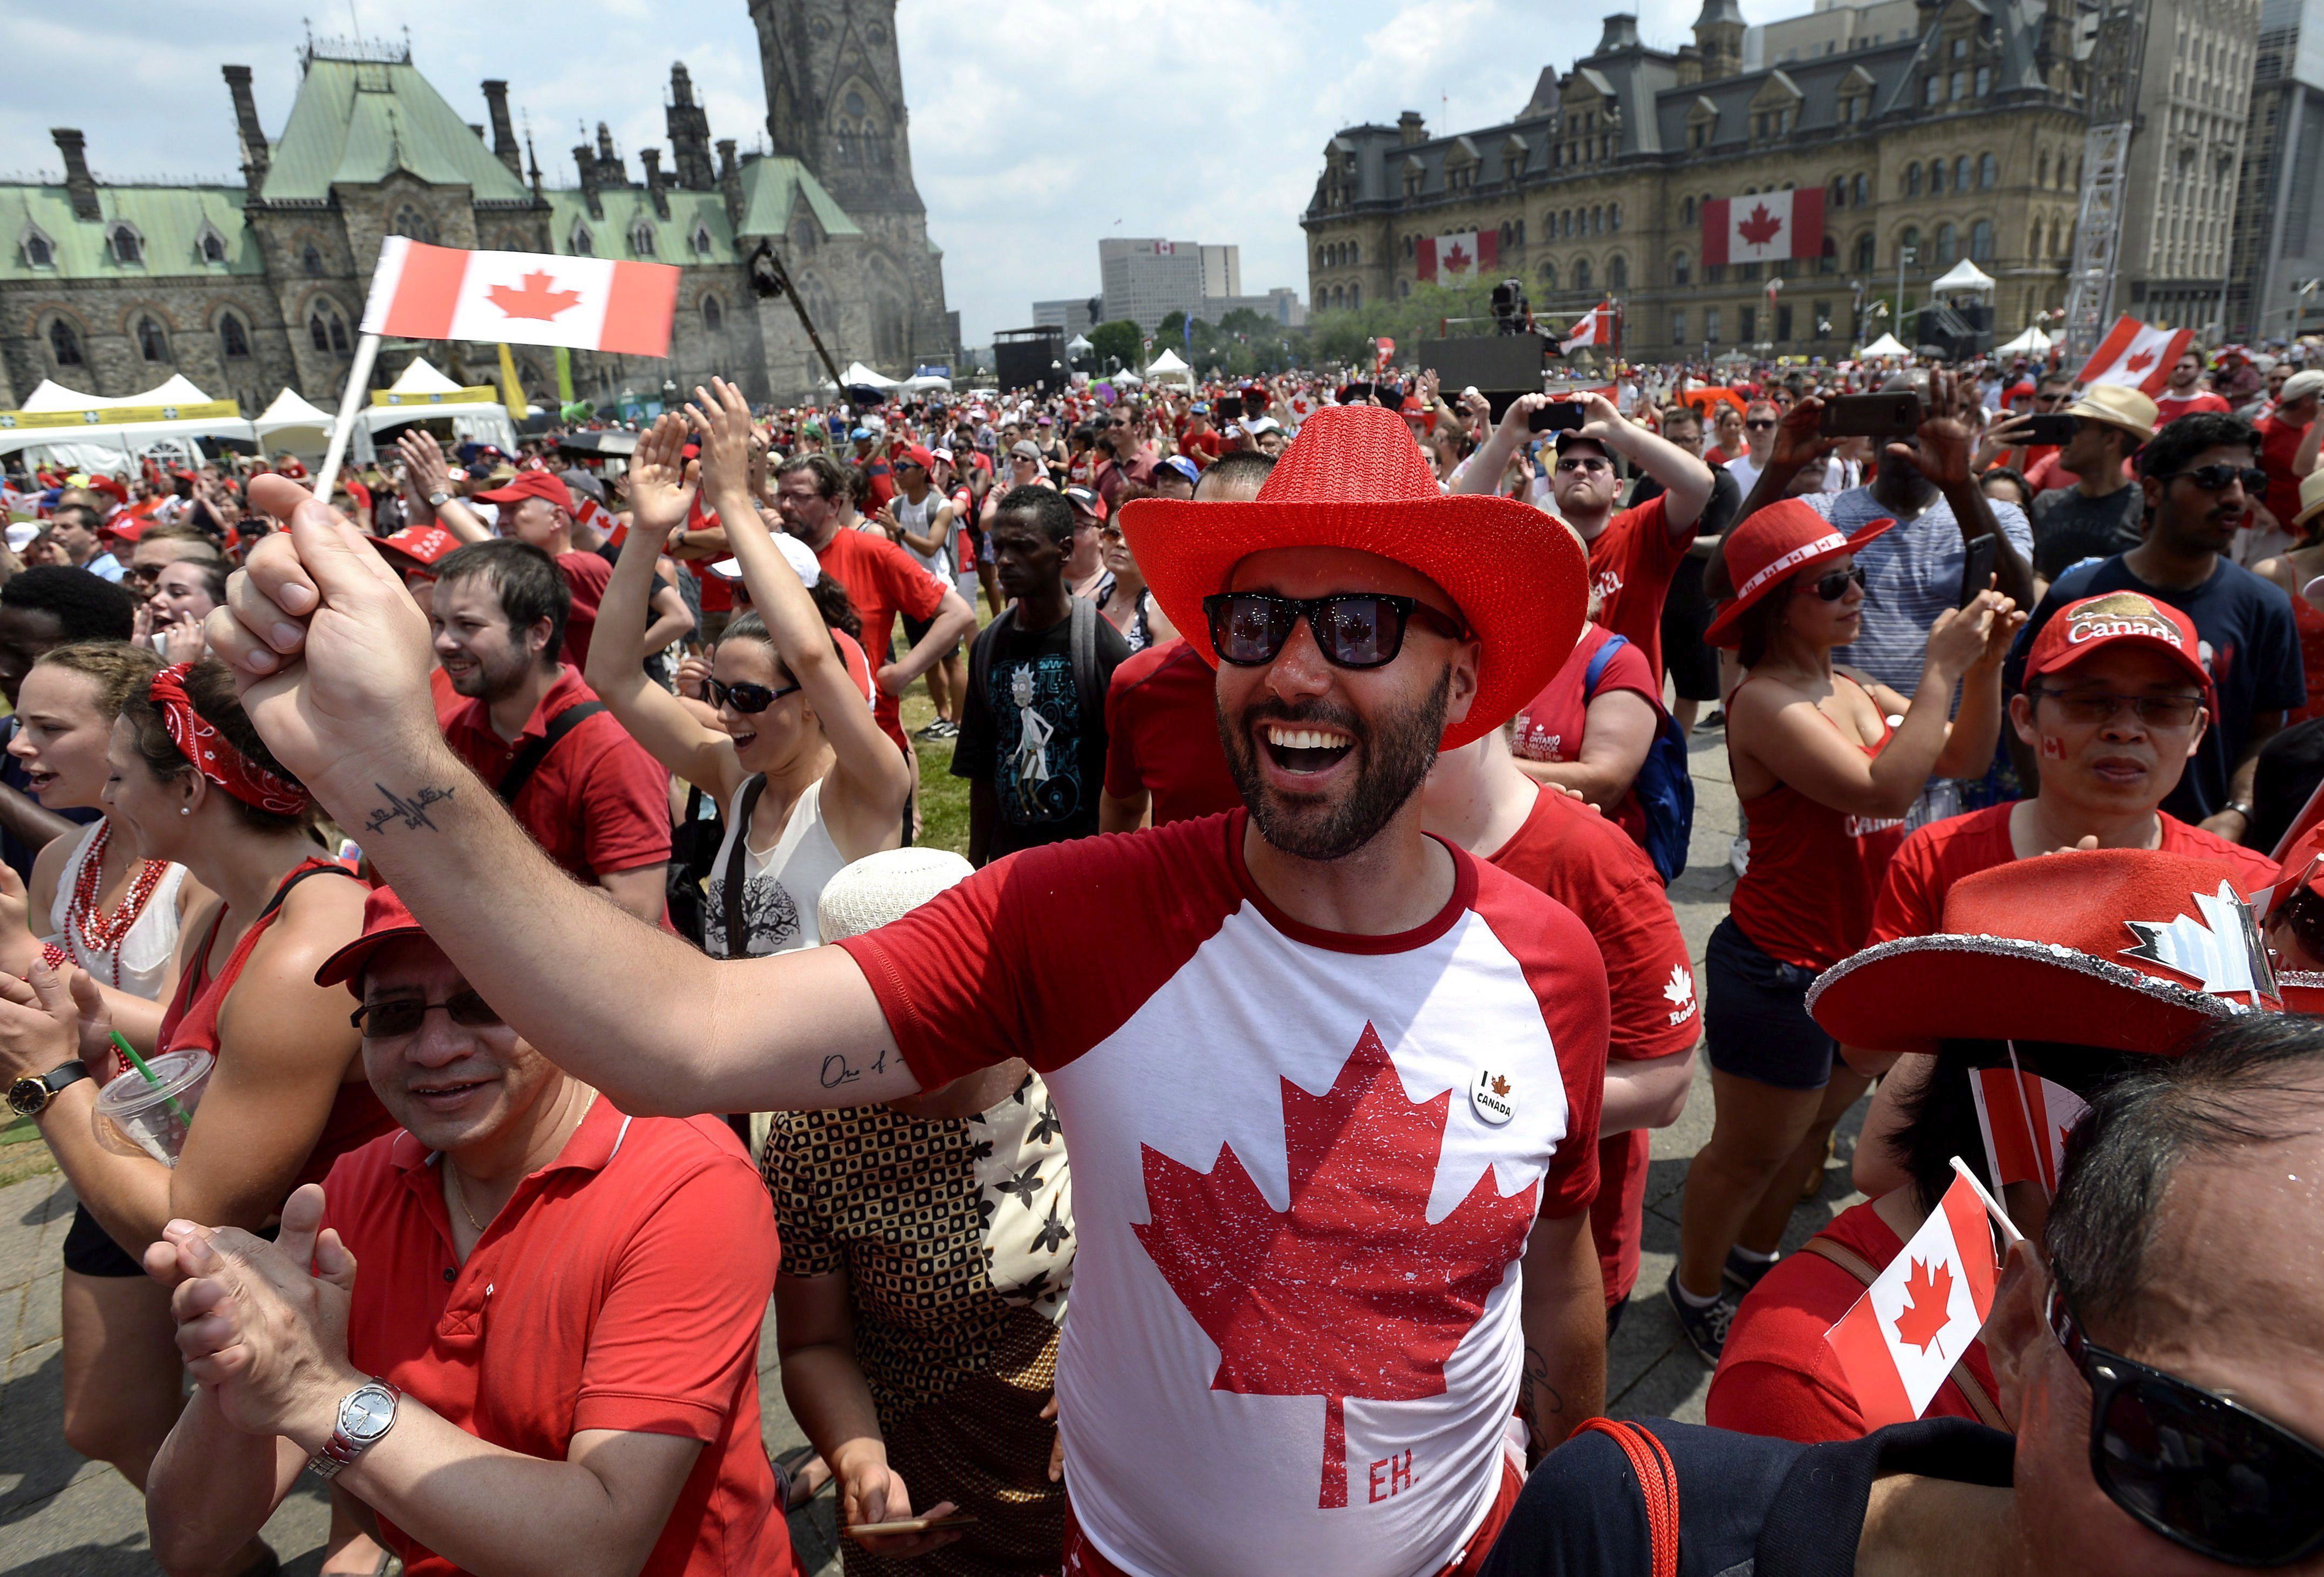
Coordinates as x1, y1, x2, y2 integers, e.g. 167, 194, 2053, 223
1068, 593, 1102, 728
1575, 1418, 1680, 1577
1581, 632, 1630, 700
969, 603, 1017, 712
719, 774, 770, 959
495, 700, 607, 807
1798, 1235, 2009, 1430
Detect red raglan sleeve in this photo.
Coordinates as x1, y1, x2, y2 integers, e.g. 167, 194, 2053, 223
1475, 864, 1610, 1218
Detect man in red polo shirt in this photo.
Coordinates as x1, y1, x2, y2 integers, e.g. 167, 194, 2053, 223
773, 452, 975, 755
465, 470, 616, 670
431, 541, 669, 921
140, 887, 794, 1577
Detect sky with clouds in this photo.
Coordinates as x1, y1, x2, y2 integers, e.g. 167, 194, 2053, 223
1, 0, 1816, 345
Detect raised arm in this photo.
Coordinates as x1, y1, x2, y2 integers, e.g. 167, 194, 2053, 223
1905, 369, 2034, 611
1574, 392, 1715, 535
394, 431, 489, 545
205, 476, 918, 1116
1447, 394, 1548, 497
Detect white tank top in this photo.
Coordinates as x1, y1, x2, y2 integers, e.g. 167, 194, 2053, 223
892, 489, 952, 583
701, 776, 851, 958
45, 820, 189, 1000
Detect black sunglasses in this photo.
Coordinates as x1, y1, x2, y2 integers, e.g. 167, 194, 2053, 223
351, 988, 502, 1039
1801, 564, 1866, 601
2050, 1267, 2324, 1566
1744, 418, 1778, 431
2159, 465, 2270, 495
2029, 688, 2204, 728
1201, 592, 1467, 670
707, 677, 802, 714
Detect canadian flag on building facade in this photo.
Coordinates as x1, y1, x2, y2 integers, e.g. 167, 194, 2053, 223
1969, 1066, 2090, 1196
1562, 299, 1615, 353
1701, 187, 1826, 267
1416, 230, 1500, 283
2077, 316, 2194, 395
1826, 1168, 2007, 1429
360, 237, 681, 357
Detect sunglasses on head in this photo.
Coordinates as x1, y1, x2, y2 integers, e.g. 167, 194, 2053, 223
1201, 591, 1466, 670
1799, 564, 1866, 601
351, 987, 502, 1039
2160, 464, 2270, 495
706, 677, 802, 713
2049, 1266, 2324, 1566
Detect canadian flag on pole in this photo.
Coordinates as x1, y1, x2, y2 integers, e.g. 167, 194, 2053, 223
360, 237, 681, 357
2077, 316, 2194, 395
1701, 187, 1826, 267
1825, 1169, 2006, 1429
1969, 1066, 2090, 1196
1562, 299, 1614, 353
1416, 230, 1499, 283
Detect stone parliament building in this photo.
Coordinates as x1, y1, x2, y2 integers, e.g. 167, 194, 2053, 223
1303, 0, 2257, 364
0, 0, 955, 414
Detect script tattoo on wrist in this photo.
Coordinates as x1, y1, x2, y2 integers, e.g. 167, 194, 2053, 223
364, 783, 456, 835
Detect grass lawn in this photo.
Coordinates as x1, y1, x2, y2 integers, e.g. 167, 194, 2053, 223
896, 680, 970, 857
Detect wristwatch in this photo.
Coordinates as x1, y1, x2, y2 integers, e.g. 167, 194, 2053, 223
309, 1380, 400, 1480
2227, 799, 2256, 821
8, 1061, 89, 1118
425, 489, 453, 508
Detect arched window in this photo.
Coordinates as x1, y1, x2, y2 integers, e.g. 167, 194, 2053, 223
1590, 204, 1603, 234
1820, 234, 1838, 275
1671, 249, 1690, 286
109, 224, 143, 265
390, 207, 433, 243
703, 295, 723, 334
1899, 226, 1921, 267
1498, 220, 1513, 251
1970, 219, 1994, 262
570, 221, 595, 257
1539, 260, 1557, 289
1930, 160, 1947, 195
200, 231, 226, 264
1934, 221, 1958, 265
304, 243, 324, 276
1953, 156, 1970, 192
1979, 153, 1998, 189
48, 319, 83, 366
1574, 257, 1592, 291
136, 317, 168, 363
1829, 176, 1847, 209
23, 232, 53, 268
218, 313, 250, 359
1854, 231, 1876, 271
1681, 195, 1696, 226
1515, 217, 1526, 244
310, 313, 331, 353
1610, 201, 1622, 231
1853, 173, 1868, 207
2038, 149, 2050, 187
1608, 255, 1628, 290
1349, 282, 1361, 309
1316, 245, 1327, 269
692, 224, 715, 257
307, 304, 350, 356
1905, 163, 1923, 197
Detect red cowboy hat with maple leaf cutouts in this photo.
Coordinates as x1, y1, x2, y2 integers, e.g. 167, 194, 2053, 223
1118, 402, 1588, 750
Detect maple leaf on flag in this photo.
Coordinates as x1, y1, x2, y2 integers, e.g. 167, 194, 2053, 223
1738, 203, 1784, 248
1443, 242, 1472, 274
1890, 1258, 1956, 1354
1132, 1023, 1539, 1509
2125, 349, 2156, 373
487, 270, 583, 322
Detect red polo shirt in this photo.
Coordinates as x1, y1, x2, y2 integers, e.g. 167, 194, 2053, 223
320, 1101, 793, 1577
440, 666, 671, 884
1102, 637, 1241, 826
810, 527, 946, 752
556, 550, 614, 672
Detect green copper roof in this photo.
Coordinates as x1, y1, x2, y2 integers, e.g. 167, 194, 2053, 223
260, 56, 529, 204
735, 156, 860, 240
0, 184, 260, 282
545, 186, 736, 263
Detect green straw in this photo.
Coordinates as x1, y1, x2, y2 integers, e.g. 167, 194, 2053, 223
111, 1032, 193, 1127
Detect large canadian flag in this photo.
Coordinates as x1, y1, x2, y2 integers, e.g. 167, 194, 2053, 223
360, 237, 681, 357
2077, 316, 2193, 395
1969, 1066, 2090, 1196
1825, 1170, 2004, 1428
1702, 187, 1826, 267
1416, 229, 1499, 283
1562, 299, 1615, 353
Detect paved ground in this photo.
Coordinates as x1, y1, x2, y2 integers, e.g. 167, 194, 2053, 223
0, 726, 1869, 1574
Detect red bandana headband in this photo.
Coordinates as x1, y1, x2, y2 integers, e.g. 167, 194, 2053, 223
148, 664, 311, 816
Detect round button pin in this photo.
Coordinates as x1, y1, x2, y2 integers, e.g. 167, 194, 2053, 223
1471, 1068, 1515, 1127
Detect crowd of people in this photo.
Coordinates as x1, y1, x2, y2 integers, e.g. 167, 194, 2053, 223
0, 332, 2318, 1577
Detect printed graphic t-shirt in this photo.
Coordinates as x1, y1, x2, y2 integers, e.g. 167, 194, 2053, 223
837, 813, 1611, 1577
953, 606, 1131, 862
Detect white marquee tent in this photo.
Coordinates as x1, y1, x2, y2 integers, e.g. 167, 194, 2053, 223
1930, 259, 1997, 295
0, 373, 256, 467
1857, 332, 1911, 359
1993, 325, 2054, 357
1144, 349, 1193, 385
252, 387, 337, 457
351, 357, 518, 461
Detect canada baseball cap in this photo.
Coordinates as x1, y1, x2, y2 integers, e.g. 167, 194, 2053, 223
1063, 484, 1108, 522
469, 469, 570, 511
314, 885, 430, 992
2022, 590, 2212, 702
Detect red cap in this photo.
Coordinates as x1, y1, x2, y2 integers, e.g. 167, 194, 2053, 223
374, 524, 460, 570
468, 470, 570, 511
901, 445, 936, 472
99, 516, 149, 544
314, 886, 430, 992
1063, 484, 1108, 522
2023, 591, 2212, 704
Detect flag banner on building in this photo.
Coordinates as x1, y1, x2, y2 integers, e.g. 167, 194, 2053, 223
1825, 1169, 2005, 1429
1416, 230, 1500, 283
360, 237, 681, 358
1701, 187, 1826, 267
1562, 299, 1616, 353
2077, 316, 2194, 395
1968, 1066, 2090, 1196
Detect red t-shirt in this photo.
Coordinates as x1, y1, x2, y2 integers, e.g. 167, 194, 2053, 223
812, 527, 946, 750
1177, 431, 1223, 467
441, 666, 672, 884
1511, 624, 1659, 856
1868, 803, 2280, 947
1707, 1198, 1998, 1443
320, 1101, 794, 1577
835, 811, 1608, 1576
2258, 413, 2309, 527
2154, 391, 2232, 427
1584, 493, 1685, 680
556, 549, 614, 671
1102, 638, 1241, 826
1485, 786, 1699, 1307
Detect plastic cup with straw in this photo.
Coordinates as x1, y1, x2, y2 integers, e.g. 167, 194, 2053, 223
110, 1032, 193, 1128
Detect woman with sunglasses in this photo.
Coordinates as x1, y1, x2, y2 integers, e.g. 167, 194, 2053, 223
596, 396, 911, 961
1667, 499, 2018, 1362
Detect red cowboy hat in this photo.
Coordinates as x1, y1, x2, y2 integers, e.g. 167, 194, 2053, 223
2260, 822, 2324, 1014
1703, 497, 1895, 648
1118, 402, 1588, 750
1808, 849, 2279, 1056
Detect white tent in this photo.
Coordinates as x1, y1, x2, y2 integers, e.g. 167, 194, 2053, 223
353, 356, 517, 459
1065, 333, 1093, 355
383, 357, 466, 396
1144, 349, 1193, 384
252, 387, 336, 456
1930, 259, 1997, 294
841, 361, 901, 391
0, 373, 256, 462
1993, 325, 2054, 357
902, 373, 953, 393
1106, 369, 1144, 387
1858, 332, 1911, 358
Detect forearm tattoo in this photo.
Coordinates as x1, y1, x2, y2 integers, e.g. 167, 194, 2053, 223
363, 783, 456, 835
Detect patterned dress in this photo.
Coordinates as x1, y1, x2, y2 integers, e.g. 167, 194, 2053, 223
762, 1073, 1074, 1576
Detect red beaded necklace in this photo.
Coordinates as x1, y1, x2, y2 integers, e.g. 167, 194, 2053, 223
63, 822, 168, 989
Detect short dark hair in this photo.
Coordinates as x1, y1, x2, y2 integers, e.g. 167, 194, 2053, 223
2137, 411, 2257, 481
434, 540, 569, 665
2049, 1014, 2324, 1334
992, 484, 1073, 547
1198, 449, 1278, 496
1980, 466, 2031, 502
775, 452, 849, 502
0, 565, 135, 642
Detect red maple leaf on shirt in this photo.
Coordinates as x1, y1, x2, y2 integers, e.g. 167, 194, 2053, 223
1132, 1023, 1540, 1509
1737, 203, 1785, 248
1891, 1258, 1956, 1354
487, 270, 583, 321
2124, 348, 2157, 373
1442, 241, 1473, 274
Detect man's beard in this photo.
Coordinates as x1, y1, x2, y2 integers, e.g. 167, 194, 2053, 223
1218, 667, 1451, 862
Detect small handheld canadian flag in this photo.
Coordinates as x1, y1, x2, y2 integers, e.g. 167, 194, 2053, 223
1969, 1062, 2090, 1197
1824, 1159, 2019, 1429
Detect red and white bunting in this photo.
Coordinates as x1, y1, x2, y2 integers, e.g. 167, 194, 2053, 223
1825, 1170, 2004, 1429
1416, 229, 1500, 283
2077, 316, 2194, 396
360, 237, 680, 357
1701, 187, 1827, 267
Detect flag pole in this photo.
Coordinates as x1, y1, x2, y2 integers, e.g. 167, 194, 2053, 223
1949, 1156, 2026, 1245
310, 331, 381, 502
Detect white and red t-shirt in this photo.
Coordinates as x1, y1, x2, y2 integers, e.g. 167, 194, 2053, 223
1582, 493, 1685, 681
2154, 390, 2232, 427
837, 811, 1609, 1577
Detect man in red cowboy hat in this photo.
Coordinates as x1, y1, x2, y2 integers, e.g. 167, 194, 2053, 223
209, 396, 1609, 1577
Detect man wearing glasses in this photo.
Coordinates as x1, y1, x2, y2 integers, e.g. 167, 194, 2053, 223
2012, 413, 2305, 838
1723, 399, 1782, 499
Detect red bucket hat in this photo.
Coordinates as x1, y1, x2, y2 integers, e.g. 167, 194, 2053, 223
1117, 403, 1588, 750
1808, 849, 2280, 1056
2021, 590, 2214, 714
1704, 497, 1895, 648
315, 885, 430, 993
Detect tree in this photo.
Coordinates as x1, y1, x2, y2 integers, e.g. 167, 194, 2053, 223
1089, 318, 1145, 374
1157, 309, 1187, 342
1216, 307, 1270, 337
1304, 281, 1499, 368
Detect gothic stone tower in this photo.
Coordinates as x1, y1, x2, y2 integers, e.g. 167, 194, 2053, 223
747, 0, 952, 367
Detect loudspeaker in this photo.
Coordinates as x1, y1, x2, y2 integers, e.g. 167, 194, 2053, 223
1413, 335, 1547, 409
994, 327, 1068, 395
